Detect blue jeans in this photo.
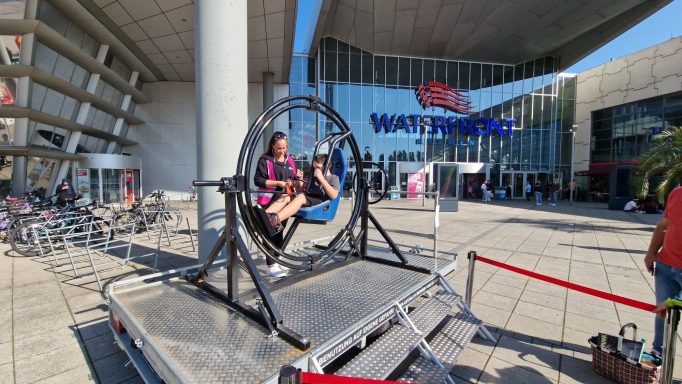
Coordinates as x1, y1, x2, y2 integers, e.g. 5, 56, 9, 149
654, 262, 682, 352
535, 192, 542, 204
550, 191, 558, 205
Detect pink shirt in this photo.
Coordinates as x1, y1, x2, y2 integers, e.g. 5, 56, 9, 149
658, 187, 682, 269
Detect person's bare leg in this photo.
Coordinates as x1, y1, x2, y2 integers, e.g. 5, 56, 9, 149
276, 194, 309, 222
265, 195, 291, 214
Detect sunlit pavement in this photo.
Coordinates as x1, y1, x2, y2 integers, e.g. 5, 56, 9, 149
1, 198, 679, 383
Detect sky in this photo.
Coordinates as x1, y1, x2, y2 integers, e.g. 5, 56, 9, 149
293, 0, 682, 73
293, 0, 321, 54
566, 0, 682, 73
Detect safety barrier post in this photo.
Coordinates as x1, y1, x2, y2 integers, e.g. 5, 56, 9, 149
465, 250, 477, 307
661, 307, 680, 384
433, 191, 439, 271
278, 365, 301, 384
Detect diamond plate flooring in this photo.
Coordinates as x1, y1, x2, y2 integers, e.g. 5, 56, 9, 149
113, 260, 433, 382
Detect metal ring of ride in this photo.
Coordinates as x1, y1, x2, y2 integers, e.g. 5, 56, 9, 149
236, 95, 366, 270
352, 162, 389, 205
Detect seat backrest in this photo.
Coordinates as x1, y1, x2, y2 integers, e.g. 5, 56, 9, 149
329, 147, 347, 191
294, 147, 347, 222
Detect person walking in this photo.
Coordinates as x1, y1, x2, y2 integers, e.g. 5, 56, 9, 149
534, 181, 543, 206
645, 186, 682, 356
481, 180, 491, 202
550, 181, 559, 206
525, 182, 532, 202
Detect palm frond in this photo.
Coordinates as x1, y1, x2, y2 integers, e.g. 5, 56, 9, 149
636, 128, 682, 203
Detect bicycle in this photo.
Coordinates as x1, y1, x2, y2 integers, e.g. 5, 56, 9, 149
9, 200, 109, 256
112, 190, 182, 236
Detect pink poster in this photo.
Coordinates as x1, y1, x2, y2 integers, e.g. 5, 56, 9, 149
407, 172, 424, 199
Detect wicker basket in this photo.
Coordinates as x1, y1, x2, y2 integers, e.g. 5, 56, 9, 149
588, 323, 660, 384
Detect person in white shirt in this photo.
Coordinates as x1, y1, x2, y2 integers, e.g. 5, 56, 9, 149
624, 198, 642, 213
481, 181, 490, 202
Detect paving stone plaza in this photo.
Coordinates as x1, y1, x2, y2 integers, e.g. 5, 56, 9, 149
0, 197, 677, 383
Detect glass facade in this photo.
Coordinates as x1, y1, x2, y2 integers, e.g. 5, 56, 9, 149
591, 93, 682, 163
0, 0, 142, 197
288, 38, 576, 196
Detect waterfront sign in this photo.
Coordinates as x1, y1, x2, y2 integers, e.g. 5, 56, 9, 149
370, 82, 515, 139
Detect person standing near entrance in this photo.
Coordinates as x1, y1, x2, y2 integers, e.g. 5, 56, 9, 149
506, 184, 512, 200
570, 179, 577, 203
534, 180, 543, 206
525, 182, 532, 202
645, 186, 682, 356
481, 180, 489, 202
550, 181, 560, 206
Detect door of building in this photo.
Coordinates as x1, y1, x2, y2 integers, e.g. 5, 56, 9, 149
502, 171, 536, 198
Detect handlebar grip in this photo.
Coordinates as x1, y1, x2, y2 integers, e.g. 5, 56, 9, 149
193, 180, 225, 187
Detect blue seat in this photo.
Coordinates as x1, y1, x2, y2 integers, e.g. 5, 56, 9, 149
294, 148, 347, 222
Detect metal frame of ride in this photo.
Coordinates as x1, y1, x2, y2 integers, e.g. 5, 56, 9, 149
189, 95, 433, 350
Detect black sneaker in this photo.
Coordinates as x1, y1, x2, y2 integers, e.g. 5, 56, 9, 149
253, 205, 279, 237
267, 213, 283, 234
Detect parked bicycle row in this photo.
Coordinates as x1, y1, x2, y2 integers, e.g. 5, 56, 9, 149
1, 189, 183, 256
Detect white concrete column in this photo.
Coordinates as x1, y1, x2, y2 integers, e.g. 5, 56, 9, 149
10, 33, 35, 196
107, 71, 138, 154
24, 0, 38, 19
52, 44, 109, 189
262, 72, 274, 153
195, 0, 248, 261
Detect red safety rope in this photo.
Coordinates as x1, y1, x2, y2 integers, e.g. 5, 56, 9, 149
301, 372, 403, 384
474, 255, 658, 312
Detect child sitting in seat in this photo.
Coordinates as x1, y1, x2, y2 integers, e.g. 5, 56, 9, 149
260, 154, 340, 234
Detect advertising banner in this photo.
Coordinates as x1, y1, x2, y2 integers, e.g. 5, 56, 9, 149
407, 172, 424, 199
76, 168, 90, 203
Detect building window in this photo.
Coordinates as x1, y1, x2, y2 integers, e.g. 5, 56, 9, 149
291, 37, 572, 191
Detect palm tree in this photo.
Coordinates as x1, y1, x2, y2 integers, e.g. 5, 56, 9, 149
636, 128, 682, 202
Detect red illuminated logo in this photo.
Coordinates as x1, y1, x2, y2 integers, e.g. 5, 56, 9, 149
415, 82, 471, 114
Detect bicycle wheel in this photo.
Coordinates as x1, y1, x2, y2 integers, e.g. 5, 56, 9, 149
10, 220, 43, 256
161, 208, 182, 229
112, 212, 135, 235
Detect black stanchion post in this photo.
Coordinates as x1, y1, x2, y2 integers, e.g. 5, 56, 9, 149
465, 250, 477, 306
278, 365, 301, 384
661, 307, 680, 384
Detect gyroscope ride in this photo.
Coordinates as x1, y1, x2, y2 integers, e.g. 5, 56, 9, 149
107, 95, 495, 384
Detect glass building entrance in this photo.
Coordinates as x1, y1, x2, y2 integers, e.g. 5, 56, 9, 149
287, 38, 577, 192
73, 154, 142, 204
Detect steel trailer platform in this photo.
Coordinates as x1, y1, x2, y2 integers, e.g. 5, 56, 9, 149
108, 250, 491, 384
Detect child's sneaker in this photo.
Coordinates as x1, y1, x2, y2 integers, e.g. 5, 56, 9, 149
267, 213, 283, 234
266, 264, 287, 278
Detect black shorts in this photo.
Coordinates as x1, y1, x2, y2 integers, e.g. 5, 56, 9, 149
305, 195, 325, 206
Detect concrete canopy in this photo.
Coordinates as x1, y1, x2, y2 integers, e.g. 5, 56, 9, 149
311, 0, 671, 70
74, 0, 296, 83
